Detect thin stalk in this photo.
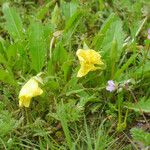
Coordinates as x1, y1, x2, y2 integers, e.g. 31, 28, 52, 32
25, 108, 29, 124
117, 101, 122, 129
123, 109, 128, 125
131, 17, 147, 43
0, 138, 7, 150
49, 36, 55, 59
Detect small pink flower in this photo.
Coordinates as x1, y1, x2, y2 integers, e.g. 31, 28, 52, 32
148, 29, 150, 39
106, 80, 116, 92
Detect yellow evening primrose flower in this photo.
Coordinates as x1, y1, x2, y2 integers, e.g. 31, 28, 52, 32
76, 49, 104, 77
19, 77, 43, 107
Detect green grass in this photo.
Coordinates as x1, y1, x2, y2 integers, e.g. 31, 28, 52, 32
0, 0, 150, 149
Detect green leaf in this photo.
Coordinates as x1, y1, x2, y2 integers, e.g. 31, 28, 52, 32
28, 22, 47, 72
84, 116, 93, 150
114, 54, 137, 79
0, 37, 8, 66
0, 69, 16, 85
36, 0, 56, 20
63, 10, 83, 43
53, 42, 68, 64
110, 40, 118, 77
126, 97, 150, 113
61, 60, 73, 81
6, 43, 17, 61
47, 59, 54, 75
49, 42, 69, 75
2, 3, 23, 41
91, 13, 116, 50
64, 10, 83, 32
56, 102, 74, 149
46, 80, 59, 91
61, 0, 78, 21
51, 4, 62, 29
0, 53, 7, 65
0, 110, 17, 137
130, 128, 150, 146
0, 36, 6, 54
101, 20, 124, 60
132, 61, 150, 79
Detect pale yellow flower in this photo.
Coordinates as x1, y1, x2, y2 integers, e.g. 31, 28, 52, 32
76, 49, 104, 77
19, 77, 43, 107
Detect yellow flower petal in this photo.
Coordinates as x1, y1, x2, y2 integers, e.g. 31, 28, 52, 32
19, 96, 31, 107
76, 49, 104, 77
19, 78, 43, 107
77, 63, 97, 77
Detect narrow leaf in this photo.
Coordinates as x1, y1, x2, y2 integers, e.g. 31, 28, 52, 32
28, 22, 47, 72
63, 10, 83, 43
91, 13, 116, 50
101, 20, 124, 59
61, 0, 78, 21
36, 0, 56, 20
114, 54, 137, 79
2, 3, 23, 40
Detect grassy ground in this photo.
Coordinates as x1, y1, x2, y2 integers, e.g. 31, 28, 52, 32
0, 0, 150, 149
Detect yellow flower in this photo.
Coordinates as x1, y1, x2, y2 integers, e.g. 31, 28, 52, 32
76, 49, 104, 77
19, 77, 43, 107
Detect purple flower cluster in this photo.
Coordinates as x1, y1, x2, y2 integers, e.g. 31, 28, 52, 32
106, 80, 116, 92
106, 79, 134, 93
